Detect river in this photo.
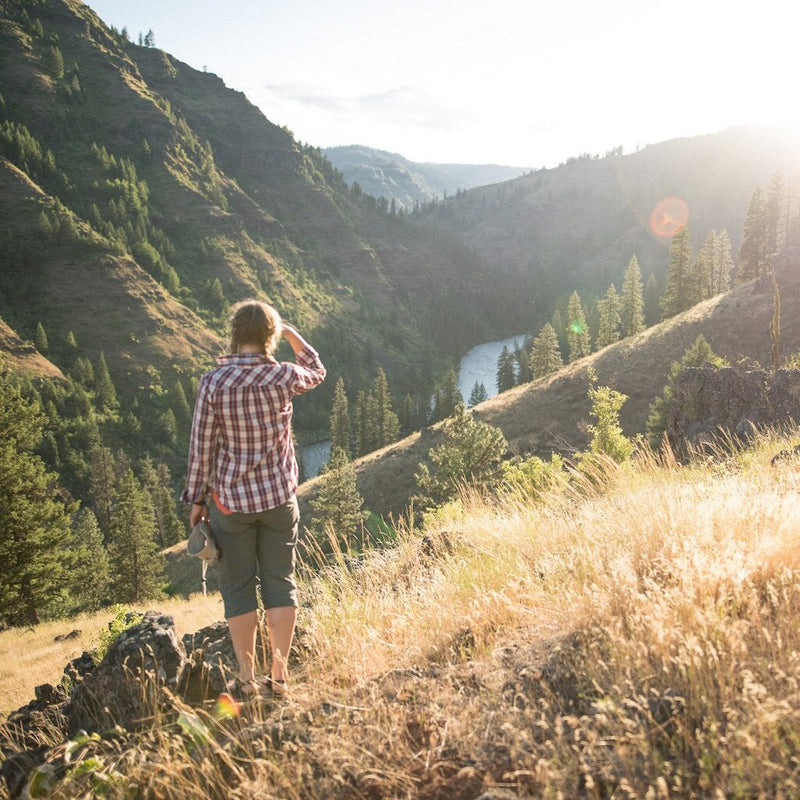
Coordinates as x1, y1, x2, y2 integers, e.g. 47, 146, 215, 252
300, 332, 529, 480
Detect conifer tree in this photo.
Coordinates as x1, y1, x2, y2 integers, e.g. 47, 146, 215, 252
34, 322, 48, 353
330, 377, 351, 458
108, 470, 165, 603
596, 283, 622, 348
737, 188, 767, 283
415, 404, 507, 507
620, 255, 645, 337
693, 231, 716, 301
171, 380, 192, 432
765, 172, 785, 269
496, 345, 516, 392
565, 291, 591, 361
585, 368, 633, 463
0, 375, 73, 625
468, 382, 488, 407
88, 444, 116, 542
528, 323, 563, 379
139, 457, 182, 548
514, 339, 532, 384
309, 447, 365, 551
660, 227, 693, 319
711, 228, 735, 294
94, 351, 118, 412
372, 368, 400, 448
433, 369, 462, 422
67, 508, 111, 612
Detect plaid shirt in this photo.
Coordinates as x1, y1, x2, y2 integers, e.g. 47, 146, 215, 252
181, 346, 326, 513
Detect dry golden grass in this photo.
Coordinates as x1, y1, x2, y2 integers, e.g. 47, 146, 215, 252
5, 433, 800, 798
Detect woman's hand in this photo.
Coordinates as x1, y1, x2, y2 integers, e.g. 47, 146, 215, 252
190, 502, 207, 527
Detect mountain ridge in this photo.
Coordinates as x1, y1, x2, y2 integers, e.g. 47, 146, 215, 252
323, 144, 527, 209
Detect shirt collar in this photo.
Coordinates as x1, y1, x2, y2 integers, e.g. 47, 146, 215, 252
215, 352, 275, 367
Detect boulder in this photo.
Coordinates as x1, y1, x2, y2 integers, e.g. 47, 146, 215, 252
65, 611, 186, 735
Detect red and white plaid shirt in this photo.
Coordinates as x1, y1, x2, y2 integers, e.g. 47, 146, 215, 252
181, 346, 326, 513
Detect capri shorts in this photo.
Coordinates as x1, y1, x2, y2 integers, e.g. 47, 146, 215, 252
208, 495, 300, 618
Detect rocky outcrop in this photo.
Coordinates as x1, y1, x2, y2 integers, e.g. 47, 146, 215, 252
666, 365, 800, 455
0, 612, 243, 797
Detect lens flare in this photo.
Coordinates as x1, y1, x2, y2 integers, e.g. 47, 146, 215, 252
215, 692, 241, 719
649, 196, 689, 238
570, 319, 586, 335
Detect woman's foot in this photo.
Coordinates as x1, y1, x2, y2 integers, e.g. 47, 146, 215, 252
265, 677, 288, 696
226, 676, 261, 699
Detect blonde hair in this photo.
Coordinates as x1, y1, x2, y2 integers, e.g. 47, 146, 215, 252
229, 300, 282, 357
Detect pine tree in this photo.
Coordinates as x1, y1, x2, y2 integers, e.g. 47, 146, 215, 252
765, 172, 785, 270
693, 231, 716, 301
468, 382, 488, 407
108, 470, 165, 603
67, 508, 111, 612
95, 351, 118, 412
330, 377, 351, 458
711, 228, 735, 294
171, 380, 192, 432
660, 227, 693, 319
309, 448, 365, 551
88, 444, 116, 543
0, 375, 73, 625
585, 369, 633, 463
620, 255, 645, 337
433, 369, 463, 422
415, 404, 507, 507
737, 187, 767, 283
596, 283, 622, 348
372, 368, 400, 448
139, 458, 182, 548
34, 322, 48, 353
496, 345, 516, 392
528, 323, 563, 379
514, 339, 532, 384
565, 291, 591, 361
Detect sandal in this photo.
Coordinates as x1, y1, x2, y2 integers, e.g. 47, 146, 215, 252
226, 676, 262, 700
264, 677, 289, 696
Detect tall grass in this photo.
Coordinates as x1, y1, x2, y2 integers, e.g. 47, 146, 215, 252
4, 434, 800, 798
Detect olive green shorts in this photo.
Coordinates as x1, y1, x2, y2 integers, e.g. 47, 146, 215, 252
208, 496, 299, 618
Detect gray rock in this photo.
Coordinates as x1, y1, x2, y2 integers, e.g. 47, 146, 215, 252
667, 365, 800, 456
65, 611, 186, 735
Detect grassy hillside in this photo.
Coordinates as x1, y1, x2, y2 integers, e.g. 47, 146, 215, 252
300, 266, 800, 521
4, 432, 800, 798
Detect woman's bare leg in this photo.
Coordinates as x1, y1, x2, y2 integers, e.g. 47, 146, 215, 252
266, 605, 296, 687
227, 609, 258, 685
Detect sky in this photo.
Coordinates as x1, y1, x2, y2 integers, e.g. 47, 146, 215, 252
85, 0, 798, 169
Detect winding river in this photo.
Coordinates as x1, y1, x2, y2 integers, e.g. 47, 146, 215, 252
301, 332, 528, 479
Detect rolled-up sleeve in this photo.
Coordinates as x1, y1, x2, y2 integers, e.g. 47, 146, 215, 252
290, 345, 326, 395
180, 377, 216, 505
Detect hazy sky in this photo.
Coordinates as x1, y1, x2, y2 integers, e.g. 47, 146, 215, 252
85, 0, 797, 168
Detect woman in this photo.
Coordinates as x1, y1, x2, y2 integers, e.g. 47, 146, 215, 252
182, 299, 325, 696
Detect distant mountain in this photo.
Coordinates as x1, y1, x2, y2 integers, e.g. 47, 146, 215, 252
323, 145, 527, 210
